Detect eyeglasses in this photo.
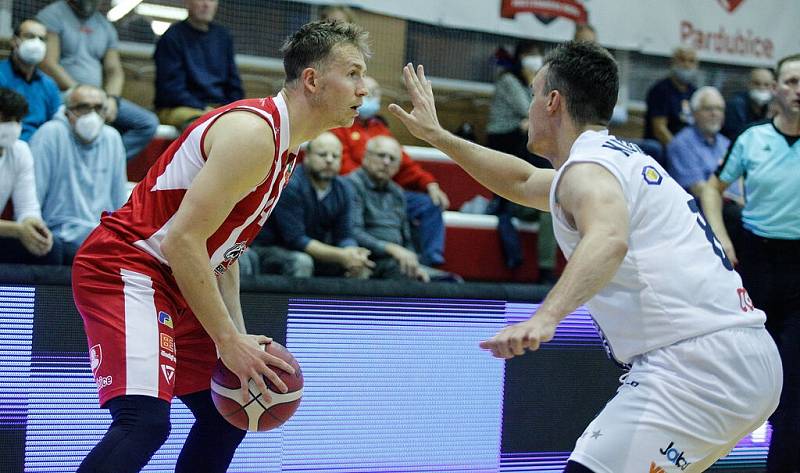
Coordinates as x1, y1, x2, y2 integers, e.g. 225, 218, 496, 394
68, 103, 105, 116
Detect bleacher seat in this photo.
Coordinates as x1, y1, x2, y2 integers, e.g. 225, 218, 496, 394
405, 146, 492, 210
127, 124, 179, 181
440, 211, 539, 282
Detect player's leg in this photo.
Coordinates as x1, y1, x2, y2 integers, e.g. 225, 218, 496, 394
175, 390, 247, 473
172, 305, 243, 472
77, 395, 171, 473
73, 229, 183, 471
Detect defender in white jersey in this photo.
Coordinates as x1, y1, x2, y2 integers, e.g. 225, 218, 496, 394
390, 42, 782, 473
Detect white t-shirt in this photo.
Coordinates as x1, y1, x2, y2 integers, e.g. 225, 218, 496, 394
0, 140, 42, 222
549, 130, 765, 364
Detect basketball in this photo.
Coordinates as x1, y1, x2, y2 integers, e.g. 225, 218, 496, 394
210, 342, 303, 431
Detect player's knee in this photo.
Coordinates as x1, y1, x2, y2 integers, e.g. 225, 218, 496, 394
563, 460, 596, 473
109, 395, 171, 446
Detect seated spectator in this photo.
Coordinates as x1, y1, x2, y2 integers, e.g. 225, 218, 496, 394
0, 87, 61, 265
667, 86, 743, 245
345, 136, 457, 282
36, 0, 158, 160
644, 46, 699, 149
722, 67, 776, 140
252, 132, 373, 278
29, 84, 128, 263
331, 76, 448, 266
0, 19, 61, 141
154, 0, 244, 130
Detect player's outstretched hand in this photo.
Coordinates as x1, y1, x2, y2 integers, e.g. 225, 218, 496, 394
388, 63, 445, 144
218, 334, 296, 404
479, 316, 557, 359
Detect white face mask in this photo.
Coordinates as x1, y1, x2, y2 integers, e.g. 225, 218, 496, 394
0, 122, 22, 149
521, 55, 544, 73
749, 89, 773, 106
73, 112, 105, 142
17, 38, 47, 65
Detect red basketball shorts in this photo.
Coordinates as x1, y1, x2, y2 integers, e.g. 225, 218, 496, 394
72, 226, 216, 407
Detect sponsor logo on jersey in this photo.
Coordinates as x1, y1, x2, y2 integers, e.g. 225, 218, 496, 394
642, 165, 663, 185
160, 333, 176, 353
95, 375, 113, 389
660, 441, 691, 470
737, 287, 755, 312
161, 364, 176, 385
160, 349, 176, 363
158, 311, 173, 328
215, 241, 248, 276
89, 344, 102, 375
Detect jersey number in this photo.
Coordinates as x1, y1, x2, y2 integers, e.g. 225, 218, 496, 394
687, 199, 734, 271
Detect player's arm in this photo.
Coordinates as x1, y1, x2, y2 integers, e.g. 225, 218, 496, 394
698, 175, 737, 265
217, 259, 246, 334
480, 163, 629, 358
161, 111, 294, 402
389, 64, 554, 211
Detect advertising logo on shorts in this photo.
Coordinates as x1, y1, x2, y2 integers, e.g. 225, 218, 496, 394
659, 440, 692, 470
89, 344, 102, 376
161, 364, 175, 385
160, 333, 176, 353
158, 310, 173, 328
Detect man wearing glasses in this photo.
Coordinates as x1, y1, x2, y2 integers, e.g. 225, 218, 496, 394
29, 83, 127, 263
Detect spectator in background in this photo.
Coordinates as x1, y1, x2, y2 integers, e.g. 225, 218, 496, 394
722, 67, 776, 140
700, 53, 800, 473
0, 87, 61, 265
154, 0, 244, 130
29, 84, 127, 263
253, 132, 373, 278
331, 76, 449, 266
667, 86, 742, 247
319, 4, 358, 23
0, 19, 61, 141
346, 136, 454, 282
36, 0, 158, 160
486, 40, 557, 280
644, 46, 699, 150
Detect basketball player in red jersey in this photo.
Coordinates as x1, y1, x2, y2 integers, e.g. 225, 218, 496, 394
71, 21, 370, 473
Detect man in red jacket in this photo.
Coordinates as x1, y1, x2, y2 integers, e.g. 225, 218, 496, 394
331, 76, 448, 266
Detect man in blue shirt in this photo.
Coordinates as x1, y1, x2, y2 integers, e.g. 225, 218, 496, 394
667, 86, 731, 199
0, 19, 61, 141
154, 0, 244, 130
253, 132, 373, 277
29, 84, 128, 263
722, 67, 776, 140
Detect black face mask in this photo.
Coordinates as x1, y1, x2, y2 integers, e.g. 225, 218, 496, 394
69, 0, 99, 18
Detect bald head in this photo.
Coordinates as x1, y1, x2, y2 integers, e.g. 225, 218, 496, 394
305, 131, 343, 184
362, 136, 402, 185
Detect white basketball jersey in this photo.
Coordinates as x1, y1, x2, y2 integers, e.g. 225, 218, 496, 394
549, 130, 766, 365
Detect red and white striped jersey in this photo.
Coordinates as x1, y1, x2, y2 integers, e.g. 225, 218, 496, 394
101, 95, 299, 276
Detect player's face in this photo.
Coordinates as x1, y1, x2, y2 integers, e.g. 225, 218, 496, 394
305, 134, 342, 181
775, 60, 800, 115
527, 66, 552, 156
316, 44, 369, 128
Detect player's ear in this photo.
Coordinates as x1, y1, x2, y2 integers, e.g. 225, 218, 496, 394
301, 67, 319, 93
547, 89, 561, 114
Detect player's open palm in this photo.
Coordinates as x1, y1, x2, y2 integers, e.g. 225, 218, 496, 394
389, 63, 442, 143
480, 317, 557, 359
218, 333, 295, 403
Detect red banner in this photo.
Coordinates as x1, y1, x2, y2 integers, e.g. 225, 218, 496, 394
500, 0, 588, 23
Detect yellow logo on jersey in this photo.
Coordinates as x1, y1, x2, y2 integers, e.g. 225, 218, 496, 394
642, 165, 663, 185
